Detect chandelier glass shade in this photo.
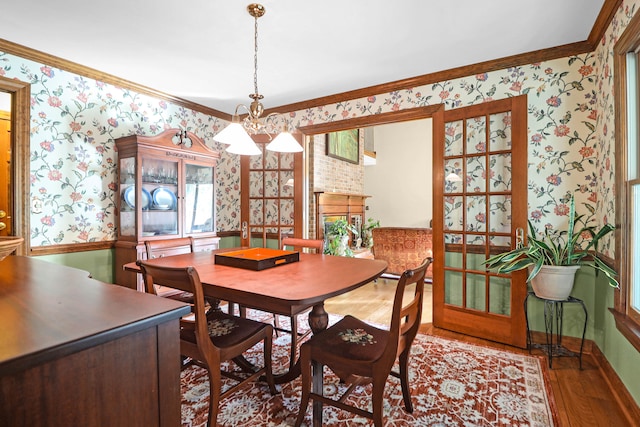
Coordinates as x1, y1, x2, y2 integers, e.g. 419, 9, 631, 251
213, 4, 303, 155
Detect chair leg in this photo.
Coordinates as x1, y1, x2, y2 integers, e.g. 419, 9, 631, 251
206, 369, 222, 427
263, 327, 277, 395
289, 315, 299, 370
294, 346, 312, 427
371, 376, 387, 427
273, 314, 281, 337
398, 350, 413, 413
311, 359, 324, 427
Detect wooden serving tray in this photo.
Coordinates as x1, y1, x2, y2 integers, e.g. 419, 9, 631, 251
214, 247, 299, 271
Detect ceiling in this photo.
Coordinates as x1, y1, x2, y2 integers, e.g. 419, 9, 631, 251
2, 0, 605, 115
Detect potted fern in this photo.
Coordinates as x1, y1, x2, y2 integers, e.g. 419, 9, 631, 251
484, 195, 618, 300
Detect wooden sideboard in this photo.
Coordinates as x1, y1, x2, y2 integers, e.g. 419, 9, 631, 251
0, 256, 190, 427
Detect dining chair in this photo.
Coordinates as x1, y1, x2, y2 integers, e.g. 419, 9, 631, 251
275, 237, 325, 370
137, 261, 277, 427
294, 257, 433, 427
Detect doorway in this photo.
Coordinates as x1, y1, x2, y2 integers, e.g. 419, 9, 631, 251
0, 92, 11, 236
0, 75, 31, 255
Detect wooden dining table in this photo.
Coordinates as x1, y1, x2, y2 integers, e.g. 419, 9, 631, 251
124, 248, 387, 383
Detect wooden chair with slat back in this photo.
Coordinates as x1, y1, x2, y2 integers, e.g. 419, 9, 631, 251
294, 257, 433, 427
276, 237, 325, 370
137, 261, 277, 427
145, 237, 196, 301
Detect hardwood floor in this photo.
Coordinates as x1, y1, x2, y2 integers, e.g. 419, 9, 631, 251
324, 279, 638, 427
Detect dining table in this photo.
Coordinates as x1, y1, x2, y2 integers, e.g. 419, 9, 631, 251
123, 247, 388, 383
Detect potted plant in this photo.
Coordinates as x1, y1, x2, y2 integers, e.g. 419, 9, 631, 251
361, 217, 380, 249
324, 219, 358, 257
484, 195, 618, 300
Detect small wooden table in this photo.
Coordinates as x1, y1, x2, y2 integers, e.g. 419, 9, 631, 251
125, 249, 388, 382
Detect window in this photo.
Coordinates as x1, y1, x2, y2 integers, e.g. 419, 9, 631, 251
613, 16, 640, 350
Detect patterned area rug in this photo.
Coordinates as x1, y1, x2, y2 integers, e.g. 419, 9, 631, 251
181, 312, 557, 426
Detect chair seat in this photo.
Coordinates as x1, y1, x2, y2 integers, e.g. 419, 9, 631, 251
181, 310, 270, 349
306, 315, 389, 364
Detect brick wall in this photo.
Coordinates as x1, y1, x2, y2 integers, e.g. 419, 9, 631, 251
308, 132, 365, 238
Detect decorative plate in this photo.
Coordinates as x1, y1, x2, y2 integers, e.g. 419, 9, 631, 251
152, 187, 176, 210
123, 187, 151, 210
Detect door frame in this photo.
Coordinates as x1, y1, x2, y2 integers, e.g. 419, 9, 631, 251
297, 105, 442, 241
0, 75, 30, 255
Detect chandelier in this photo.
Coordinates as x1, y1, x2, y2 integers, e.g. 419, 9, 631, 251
213, 3, 303, 155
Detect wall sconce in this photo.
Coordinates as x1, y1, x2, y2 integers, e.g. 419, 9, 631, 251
172, 130, 193, 148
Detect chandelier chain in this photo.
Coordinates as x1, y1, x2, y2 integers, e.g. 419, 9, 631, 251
253, 14, 259, 97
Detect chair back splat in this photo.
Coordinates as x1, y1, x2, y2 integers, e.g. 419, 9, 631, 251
294, 257, 433, 427
281, 237, 324, 254
145, 237, 195, 260
137, 261, 277, 427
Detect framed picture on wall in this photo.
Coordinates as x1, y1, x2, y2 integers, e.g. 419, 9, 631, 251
326, 129, 359, 164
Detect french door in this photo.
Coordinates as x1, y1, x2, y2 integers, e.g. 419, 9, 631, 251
240, 134, 304, 247
432, 95, 528, 348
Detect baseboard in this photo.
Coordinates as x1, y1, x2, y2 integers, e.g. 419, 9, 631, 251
528, 331, 593, 354
591, 344, 640, 427
529, 331, 640, 426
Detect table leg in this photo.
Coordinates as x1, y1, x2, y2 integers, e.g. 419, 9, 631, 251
308, 303, 329, 334
273, 302, 329, 384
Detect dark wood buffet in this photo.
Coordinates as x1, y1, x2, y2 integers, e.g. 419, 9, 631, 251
0, 256, 190, 426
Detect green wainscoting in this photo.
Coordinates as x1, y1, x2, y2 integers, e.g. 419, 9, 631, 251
36, 249, 115, 284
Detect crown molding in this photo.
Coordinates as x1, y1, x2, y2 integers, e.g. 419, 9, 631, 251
1, 0, 620, 118
0, 38, 232, 121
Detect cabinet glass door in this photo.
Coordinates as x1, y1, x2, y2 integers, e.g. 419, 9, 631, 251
184, 163, 214, 234
142, 157, 179, 237
119, 156, 136, 237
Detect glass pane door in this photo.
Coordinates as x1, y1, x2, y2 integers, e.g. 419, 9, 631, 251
141, 157, 179, 237
184, 163, 214, 234
241, 134, 303, 248
434, 95, 528, 348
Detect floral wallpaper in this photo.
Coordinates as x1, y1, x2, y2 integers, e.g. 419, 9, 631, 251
594, 0, 639, 258
0, 1, 637, 253
0, 51, 242, 246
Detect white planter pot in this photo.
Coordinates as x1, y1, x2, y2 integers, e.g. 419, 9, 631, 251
529, 265, 580, 301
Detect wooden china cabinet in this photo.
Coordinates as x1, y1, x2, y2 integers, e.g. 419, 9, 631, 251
114, 129, 221, 290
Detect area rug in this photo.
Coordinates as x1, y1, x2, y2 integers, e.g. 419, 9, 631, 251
180, 312, 557, 426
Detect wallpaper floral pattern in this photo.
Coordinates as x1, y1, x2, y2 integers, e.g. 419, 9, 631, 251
0, 52, 241, 245
0, 0, 638, 253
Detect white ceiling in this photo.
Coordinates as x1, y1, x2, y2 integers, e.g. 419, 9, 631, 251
1, 0, 604, 114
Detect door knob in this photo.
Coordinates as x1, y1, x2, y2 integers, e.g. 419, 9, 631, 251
0, 223, 6, 231
0, 210, 6, 219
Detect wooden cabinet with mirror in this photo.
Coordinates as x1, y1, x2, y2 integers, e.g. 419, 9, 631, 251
114, 129, 221, 290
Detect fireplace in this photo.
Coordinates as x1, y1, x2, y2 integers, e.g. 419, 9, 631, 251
314, 192, 368, 244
